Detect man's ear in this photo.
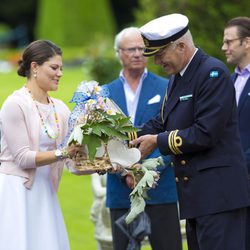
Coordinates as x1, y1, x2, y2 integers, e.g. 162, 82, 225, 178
244, 37, 250, 48
177, 41, 186, 52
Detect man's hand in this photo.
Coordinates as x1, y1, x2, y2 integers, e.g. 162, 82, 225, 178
125, 173, 135, 189
130, 134, 158, 159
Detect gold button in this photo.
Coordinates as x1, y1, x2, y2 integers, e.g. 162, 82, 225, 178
183, 176, 189, 182
171, 162, 174, 167
175, 177, 179, 183
181, 160, 186, 165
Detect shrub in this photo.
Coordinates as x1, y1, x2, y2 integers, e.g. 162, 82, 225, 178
86, 56, 121, 84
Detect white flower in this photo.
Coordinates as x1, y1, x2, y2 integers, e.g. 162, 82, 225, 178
86, 99, 96, 105
77, 80, 100, 95
106, 109, 116, 115
94, 85, 101, 94
68, 125, 83, 145
86, 99, 97, 110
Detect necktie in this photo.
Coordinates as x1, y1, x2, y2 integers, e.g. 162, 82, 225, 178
168, 73, 181, 97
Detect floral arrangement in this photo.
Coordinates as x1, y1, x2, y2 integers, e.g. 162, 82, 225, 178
67, 80, 140, 171
67, 80, 162, 223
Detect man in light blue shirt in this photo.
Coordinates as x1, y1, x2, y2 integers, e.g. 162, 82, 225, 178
105, 27, 182, 250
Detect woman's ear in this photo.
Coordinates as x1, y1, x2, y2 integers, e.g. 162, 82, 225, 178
30, 62, 38, 78
30, 61, 38, 72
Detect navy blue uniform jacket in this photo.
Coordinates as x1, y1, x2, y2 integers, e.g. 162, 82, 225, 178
105, 72, 178, 209
140, 49, 250, 219
232, 73, 250, 175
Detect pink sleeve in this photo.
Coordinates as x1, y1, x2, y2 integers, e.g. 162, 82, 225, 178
1, 98, 36, 169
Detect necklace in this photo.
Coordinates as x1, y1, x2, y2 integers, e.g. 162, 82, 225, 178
25, 86, 60, 139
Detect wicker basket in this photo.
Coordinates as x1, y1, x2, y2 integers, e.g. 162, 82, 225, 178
72, 146, 113, 172
74, 157, 113, 172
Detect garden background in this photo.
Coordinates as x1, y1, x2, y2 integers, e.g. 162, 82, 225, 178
0, 1, 248, 249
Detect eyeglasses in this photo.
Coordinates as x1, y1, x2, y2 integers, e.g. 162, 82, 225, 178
222, 37, 243, 46
154, 42, 175, 57
154, 46, 168, 57
119, 47, 145, 54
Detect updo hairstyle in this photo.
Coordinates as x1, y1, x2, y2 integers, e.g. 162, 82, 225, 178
17, 40, 62, 78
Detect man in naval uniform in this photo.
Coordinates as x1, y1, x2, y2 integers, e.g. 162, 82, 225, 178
131, 13, 250, 250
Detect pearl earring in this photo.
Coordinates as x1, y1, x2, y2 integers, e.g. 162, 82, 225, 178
33, 72, 37, 78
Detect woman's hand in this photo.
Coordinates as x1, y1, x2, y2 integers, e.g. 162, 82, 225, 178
66, 144, 87, 159
65, 144, 87, 159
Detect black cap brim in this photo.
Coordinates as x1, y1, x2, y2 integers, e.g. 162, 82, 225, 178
143, 48, 161, 57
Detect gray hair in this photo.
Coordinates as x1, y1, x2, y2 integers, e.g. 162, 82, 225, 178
114, 27, 141, 51
176, 30, 194, 45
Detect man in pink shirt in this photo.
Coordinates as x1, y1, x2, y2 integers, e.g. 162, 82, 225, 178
222, 16, 250, 249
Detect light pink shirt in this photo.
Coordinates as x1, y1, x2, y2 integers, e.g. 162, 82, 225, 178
234, 64, 250, 105
0, 87, 70, 190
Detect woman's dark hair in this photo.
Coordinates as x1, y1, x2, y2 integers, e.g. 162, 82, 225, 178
17, 40, 62, 78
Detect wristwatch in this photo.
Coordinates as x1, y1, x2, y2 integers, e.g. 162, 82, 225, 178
54, 149, 64, 160
54, 148, 70, 160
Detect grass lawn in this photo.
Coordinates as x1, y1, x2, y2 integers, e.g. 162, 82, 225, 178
0, 66, 187, 250
58, 170, 188, 250
0, 65, 89, 108
58, 170, 96, 250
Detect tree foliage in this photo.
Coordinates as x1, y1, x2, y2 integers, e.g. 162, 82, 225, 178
36, 0, 116, 47
134, 0, 249, 63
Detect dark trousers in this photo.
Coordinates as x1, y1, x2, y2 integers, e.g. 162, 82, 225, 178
186, 208, 246, 250
246, 206, 250, 250
110, 203, 182, 250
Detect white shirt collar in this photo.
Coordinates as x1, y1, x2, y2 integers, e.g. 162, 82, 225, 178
179, 48, 198, 76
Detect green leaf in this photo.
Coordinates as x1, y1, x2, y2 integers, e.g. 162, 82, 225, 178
105, 116, 118, 125
119, 126, 140, 133
125, 196, 146, 224
130, 171, 150, 196
116, 117, 131, 126
83, 134, 102, 161
141, 156, 163, 170
145, 172, 155, 188
99, 126, 128, 139
92, 125, 102, 137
